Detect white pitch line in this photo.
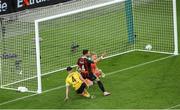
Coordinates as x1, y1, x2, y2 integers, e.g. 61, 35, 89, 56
167, 104, 180, 109
0, 55, 175, 107
106, 55, 174, 76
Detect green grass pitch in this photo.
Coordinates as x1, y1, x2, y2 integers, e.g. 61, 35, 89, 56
0, 0, 180, 109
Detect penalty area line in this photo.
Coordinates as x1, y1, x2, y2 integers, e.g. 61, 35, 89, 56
0, 55, 175, 107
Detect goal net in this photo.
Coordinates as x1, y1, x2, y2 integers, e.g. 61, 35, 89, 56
0, 0, 178, 93
0, 19, 38, 93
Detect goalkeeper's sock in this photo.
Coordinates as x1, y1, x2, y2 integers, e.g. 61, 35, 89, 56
97, 81, 105, 92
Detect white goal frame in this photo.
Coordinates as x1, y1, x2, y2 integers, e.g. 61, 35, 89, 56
34, 0, 128, 94
34, 0, 178, 94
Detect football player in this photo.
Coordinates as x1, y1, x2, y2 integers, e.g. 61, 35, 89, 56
65, 67, 91, 101
91, 53, 106, 78
77, 49, 110, 96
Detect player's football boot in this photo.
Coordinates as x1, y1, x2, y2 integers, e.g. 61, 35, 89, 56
104, 91, 111, 96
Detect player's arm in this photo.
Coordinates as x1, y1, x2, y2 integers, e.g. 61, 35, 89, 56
65, 85, 70, 101
93, 53, 106, 63
93, 58, 101, 63
65, 79, 70, 101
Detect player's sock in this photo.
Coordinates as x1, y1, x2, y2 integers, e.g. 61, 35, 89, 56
97, 81, 105, 92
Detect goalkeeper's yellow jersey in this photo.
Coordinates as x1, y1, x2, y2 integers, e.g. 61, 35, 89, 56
65, 71, 83, 90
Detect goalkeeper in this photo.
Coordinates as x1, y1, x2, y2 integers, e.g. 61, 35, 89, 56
91, 53, 106, 78
65, 66, 91, 101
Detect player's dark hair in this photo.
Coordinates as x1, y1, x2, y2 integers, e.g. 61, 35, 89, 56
66, 66, 72, 71
83, 49, 89, 55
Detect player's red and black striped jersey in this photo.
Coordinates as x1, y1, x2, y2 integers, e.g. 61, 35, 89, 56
77, 56, 93, 75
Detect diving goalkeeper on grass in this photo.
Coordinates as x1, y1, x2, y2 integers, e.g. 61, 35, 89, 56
64, 66, 91, 101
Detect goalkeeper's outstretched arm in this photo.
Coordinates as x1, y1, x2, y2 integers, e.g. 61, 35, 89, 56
92, 53, 106, 63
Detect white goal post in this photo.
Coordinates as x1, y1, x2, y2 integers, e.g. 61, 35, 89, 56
173, 0, 178, 55
35, 21, 42, 94
0, 0, 178, 93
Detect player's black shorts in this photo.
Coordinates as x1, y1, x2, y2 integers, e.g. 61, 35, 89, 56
87, 73, 97, 81
81, 73, 96, 81
81, 73, 87, 79
76, 83, 86, 94
81, 73, 97, 81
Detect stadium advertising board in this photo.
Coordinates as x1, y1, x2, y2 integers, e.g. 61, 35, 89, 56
0, 0, 72, 15
0, 0, 14, 15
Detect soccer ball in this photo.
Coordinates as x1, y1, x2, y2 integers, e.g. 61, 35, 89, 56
145, 44, 152, 51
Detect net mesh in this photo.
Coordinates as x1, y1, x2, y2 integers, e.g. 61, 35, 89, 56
133, 0, 174, 53
0, 19, 37, 92
39, 1, 134, 74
